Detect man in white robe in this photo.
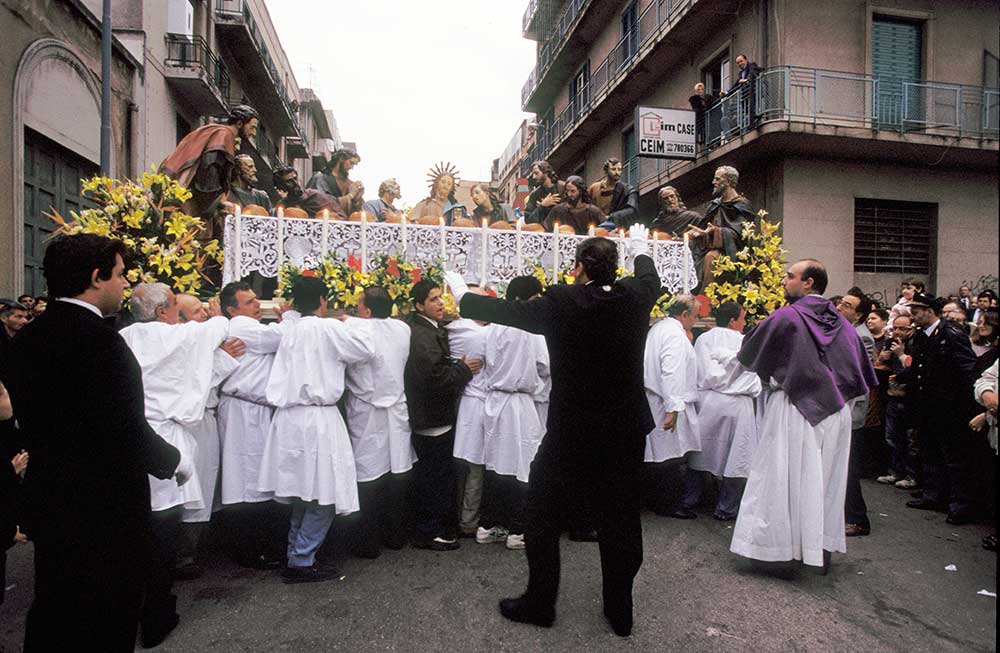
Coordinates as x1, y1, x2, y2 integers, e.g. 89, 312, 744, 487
217, 281, 296, 569
448, 290, 490, 538
120, 283, 238, 642
343, 287, 415, 557
258, 276, 375, 583
643, 295, 702, 518
683, 302, 761, 520
479, 276, 549, 549
729, 259, 876, 573
173, 294, 241, 578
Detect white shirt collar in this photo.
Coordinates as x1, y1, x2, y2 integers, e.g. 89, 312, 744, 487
56, 297, 103, 318
417, 313, 439, 329
923, 319, 941, 336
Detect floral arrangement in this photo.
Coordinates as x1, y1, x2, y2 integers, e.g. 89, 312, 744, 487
703, 213, 787, 325
280, 253, 444, 315
47, 170, 223, 295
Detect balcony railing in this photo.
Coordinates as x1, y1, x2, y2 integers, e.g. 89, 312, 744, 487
522, 0, 540, 34
520, 0, 594, 108
164, 33, 231, 100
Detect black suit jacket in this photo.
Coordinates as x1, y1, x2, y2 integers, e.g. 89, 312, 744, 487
403, 313, 473, 431
898, 319, 978, 426
459, 255, 660, 458
0, 301, 179, 552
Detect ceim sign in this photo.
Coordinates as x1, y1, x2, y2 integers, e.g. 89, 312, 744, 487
635, 106, 696, 160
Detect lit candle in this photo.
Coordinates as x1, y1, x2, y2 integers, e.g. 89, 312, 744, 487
588, 224, 595, 237
360, 209, 368, 271
400, 214, 408, 258
232, 204, 242, 284
553, 221, 560, 282
682, 232, 692, 294
439, 216, 446, 262
515, 218, 523, 273
276, 206, 285, 289
320, 208, 329, 258
480, 217, 489, 285
617, 228, 625, 270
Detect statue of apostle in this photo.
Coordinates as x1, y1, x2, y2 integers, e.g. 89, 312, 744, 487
649, 186, 700, 236
160, 105, 259, 240
306, 149, 363, 216
409, 162, 466, 224
274, 165, 345, 218
228, 154, 273, 214
686, 165, 758, 291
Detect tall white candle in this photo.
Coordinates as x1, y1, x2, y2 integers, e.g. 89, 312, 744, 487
588, 224, 595, 237
360, 210, 368, 271
439, 216, 446, 263
276, 206, 285, 281
480, 218, 489, 285
320, 208, 329, 258
515, 219, 523, 275
553, 221, 560, 282
400, 214, 408, 258
233, 204, 242, 283
682, 232, 691, 294
617, 228, 625, 270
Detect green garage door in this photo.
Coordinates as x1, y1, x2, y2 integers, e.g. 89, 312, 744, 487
872, 16, 923, 129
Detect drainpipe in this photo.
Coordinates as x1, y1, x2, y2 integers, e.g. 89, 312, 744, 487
100, 0, 112, 174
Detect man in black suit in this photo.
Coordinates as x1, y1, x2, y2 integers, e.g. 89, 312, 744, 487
445, 223, 659, 637
722, 53, 761, 129
898, 293, 979, 524
0, 234, 181, 650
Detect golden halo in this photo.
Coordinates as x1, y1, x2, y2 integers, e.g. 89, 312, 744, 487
426, 161, 461, 190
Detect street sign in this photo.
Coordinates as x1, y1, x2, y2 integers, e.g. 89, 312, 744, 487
635, 106, 696, 160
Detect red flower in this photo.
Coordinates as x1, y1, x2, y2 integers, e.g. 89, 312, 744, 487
486, 288, 498, 298
696, 294, 711, 317
410, 268, 422, 283
347, 255, 362, 272
302, 269, 318, 278
386, 258, 400, 278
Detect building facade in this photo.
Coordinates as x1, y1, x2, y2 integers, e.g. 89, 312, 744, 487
1, 0, 343, 297
519, 0, 999, 295
493, 119, 536, 212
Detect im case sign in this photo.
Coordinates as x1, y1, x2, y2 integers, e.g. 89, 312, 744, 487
636, 106, 697, 160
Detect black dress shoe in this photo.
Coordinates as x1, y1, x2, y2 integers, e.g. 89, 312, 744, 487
141, 612, 180, 649
281, 564, 337, 584
666, 507, 697, 520
906, 498, 945, 511
568, 528, 599, 542
945, 511, 975, 525
845, 522, 871, 537
603, 606, 633, 637
815, 550, 832, 576
498, 597, 555, 628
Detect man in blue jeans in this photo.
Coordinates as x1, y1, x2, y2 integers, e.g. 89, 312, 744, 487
877, 314, 917, 488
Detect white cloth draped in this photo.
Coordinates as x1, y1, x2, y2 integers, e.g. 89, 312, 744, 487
688, 327, 761, 478
643, 318, 701, 462
532, 335, 551, 433
343, 317, 416, 482
258, 316, 374, 512
730, 389, 853, 567
482, 324, 549, 483
218, 314, 292, 505
448, 319, 489, 464
120, 317, 230, 512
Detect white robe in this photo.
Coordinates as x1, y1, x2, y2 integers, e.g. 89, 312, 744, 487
343, 317, 416, 482
218, 314, 295, 505
448, 319, 489, 464
120, 317, 230, 512
482, 324, 549, 483
183, 348, 240, 523
258, 315, 374, 512
688, 327, 761, 478
532, 335, 551, 432
730, 387, 853, 567
643, 318, 701, 463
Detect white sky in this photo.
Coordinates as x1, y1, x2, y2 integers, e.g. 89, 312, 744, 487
265, 0, 537, 207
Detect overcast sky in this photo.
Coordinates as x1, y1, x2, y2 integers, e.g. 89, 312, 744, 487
265, 0, 536, 207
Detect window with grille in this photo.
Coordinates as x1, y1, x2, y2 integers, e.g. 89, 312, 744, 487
854, 198, 936, 274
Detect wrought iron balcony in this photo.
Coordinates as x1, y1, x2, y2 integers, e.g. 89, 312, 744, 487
163, 34, 230, 113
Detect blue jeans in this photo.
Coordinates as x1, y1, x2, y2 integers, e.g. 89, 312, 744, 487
287, 501, 337, 568
681, 470, 746, 518
884, 399, 912, 477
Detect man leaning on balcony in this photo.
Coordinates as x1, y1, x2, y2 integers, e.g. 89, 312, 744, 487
721, 54, 761, 130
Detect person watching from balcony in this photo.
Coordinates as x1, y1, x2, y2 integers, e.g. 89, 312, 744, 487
721, 54, 761, 128
589, 158, 638, 230
525, 161, 564, 226
362, 179, 403, 222
688, 82, 716, 146
544, 176, 604, 236
307, 148, 363, 216
228, 154, 273, 215
686, 165, 757, 291
274, 165, 344, 219
649, 186, 700, 237
160, 104, 259, 241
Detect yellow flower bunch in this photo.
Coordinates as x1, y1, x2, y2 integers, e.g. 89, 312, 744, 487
48, 168, 221, 296
703, 212, 787, 325
529, 261, 674, 318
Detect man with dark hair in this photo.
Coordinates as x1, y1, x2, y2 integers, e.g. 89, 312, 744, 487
16, 295, 34, 312
307, 149, 362, 215
730, 259, 876, 574
544, 176, 604, 235
343, 286, 414, 557
590, 158, 638, 229
258, 276, 374, 583
404, 280, 481, 551
972, 290, 996, 325
899, 293, 980, 524
0, 302, 30, 357
0, 233, 180, 649
836, 287, 876, 538
524, 161, 564, 226
445, 224, 660, 637
160, 105, 259, 236
274, 165, 343, 218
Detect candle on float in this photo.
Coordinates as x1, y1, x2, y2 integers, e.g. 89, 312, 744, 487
515, 217, 523, 273
439, 216, 446, 262
480, 218, 489, 286
276, 205, 285, 290
320, 208, 330, 258
400, 213, 408, 257
588, 224, 595, 237
552, 221, 560, 282
682, 232, 692, 294
233, 204, 242, 283
360, 210, 368, 271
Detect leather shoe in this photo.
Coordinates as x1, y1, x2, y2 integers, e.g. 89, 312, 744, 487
666, 507, 697, 520
906, 498, 945, 512
603, 607, 633, 637
945, 511, 975, 525
498, 597, 554, 628
568, 528, 599, 542
141, 612, 180, 649
845, 523, 870, 537
281, 564, 337, 584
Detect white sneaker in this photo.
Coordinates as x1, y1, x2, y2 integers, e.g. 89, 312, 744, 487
877, 473, 900, 484
476, 526, 510, 544
506, 533, 526, 550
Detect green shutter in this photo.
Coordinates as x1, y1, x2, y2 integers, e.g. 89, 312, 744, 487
873, 17, 923, 128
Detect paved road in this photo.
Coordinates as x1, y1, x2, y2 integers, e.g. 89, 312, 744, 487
1, 480, 995, 651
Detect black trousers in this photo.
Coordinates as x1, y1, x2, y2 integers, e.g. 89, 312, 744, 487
355, 472, 410, 551
522, 435, 644, 620
411, 429, 459, 541
844, 428, 869, 527
481, 471, 528, 534
141, 506, 182, 635
226, 501, 290, 564
919, 416, 978, 515
26, 536, 146, 651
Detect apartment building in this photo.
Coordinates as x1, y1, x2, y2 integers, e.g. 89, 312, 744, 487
1, 0, 343, 296
493, 119, 536, 211
519, 0, 999, 295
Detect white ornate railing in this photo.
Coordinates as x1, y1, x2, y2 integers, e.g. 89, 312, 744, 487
223, 212, 697, 293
